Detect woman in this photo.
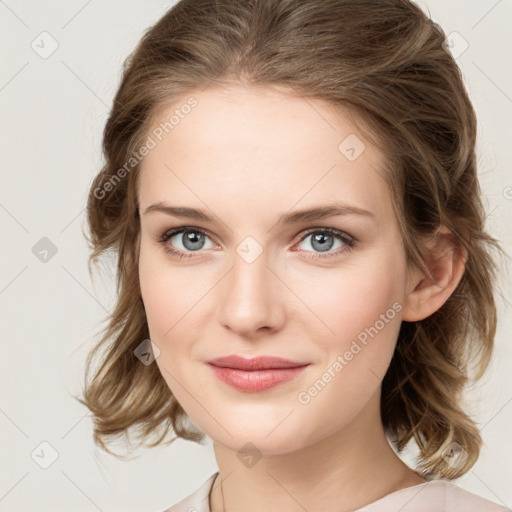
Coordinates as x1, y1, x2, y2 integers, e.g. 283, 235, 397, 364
77, 0, 510, 510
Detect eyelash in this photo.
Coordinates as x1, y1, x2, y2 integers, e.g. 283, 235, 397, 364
157, 226, 357, 261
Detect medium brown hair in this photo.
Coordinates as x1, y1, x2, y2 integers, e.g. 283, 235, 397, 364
76, 0, 506, 479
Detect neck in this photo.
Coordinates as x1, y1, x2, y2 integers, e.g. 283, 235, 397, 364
210, 390, 425, 512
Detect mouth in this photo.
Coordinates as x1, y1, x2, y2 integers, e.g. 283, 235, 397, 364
206, 355, 311, 392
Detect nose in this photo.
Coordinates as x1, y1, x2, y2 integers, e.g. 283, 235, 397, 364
217, 245, 286, 338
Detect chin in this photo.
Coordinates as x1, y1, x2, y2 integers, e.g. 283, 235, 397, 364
205, 416, 327, 457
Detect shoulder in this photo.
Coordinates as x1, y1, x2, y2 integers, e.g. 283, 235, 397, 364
359, 479, 511, 512
433, 481, 511, 512
160, 472, 218, 512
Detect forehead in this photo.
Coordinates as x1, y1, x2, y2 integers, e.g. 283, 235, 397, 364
146, 83, 366, 158
138, 84, 393, 223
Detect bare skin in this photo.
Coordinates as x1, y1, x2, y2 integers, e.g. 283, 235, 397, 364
137, 83, 465, 511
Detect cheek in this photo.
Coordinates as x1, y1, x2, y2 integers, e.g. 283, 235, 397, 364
291, 248, 406, 378
138, 250, 205, 401
138, 243, 205, 340
298, 254, 403, 334
138, 253, 174, 339
288, 254, 405, 438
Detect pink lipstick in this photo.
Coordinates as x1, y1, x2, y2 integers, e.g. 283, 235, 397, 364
207, 355, 310, 392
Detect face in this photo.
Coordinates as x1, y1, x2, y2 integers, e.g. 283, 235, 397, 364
137, 84, 412, 455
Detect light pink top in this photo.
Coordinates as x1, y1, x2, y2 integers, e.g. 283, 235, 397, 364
163, 472, 511, 512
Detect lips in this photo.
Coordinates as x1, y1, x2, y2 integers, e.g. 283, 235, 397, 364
206, 355, 311, 392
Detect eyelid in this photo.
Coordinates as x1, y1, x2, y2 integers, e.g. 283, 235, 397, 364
160, 226, 221, 250
294, 226, 356, 245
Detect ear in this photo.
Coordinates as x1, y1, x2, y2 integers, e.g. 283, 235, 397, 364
402, 226, 467, 322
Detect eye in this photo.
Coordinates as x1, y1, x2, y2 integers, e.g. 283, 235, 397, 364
158, 227, 218, 259
293, 227, 356, 260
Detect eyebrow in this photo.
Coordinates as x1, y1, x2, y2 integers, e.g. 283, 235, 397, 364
142, 201, 375, 225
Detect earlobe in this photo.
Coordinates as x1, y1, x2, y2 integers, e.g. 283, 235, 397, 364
402, 226, 467, 322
